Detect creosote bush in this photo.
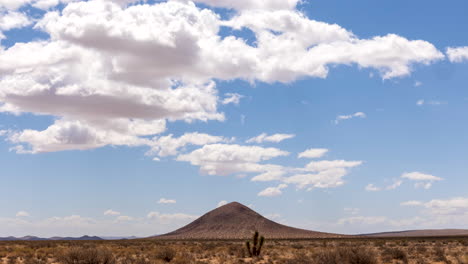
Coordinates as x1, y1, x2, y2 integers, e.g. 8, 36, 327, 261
58, 247, 116, 264
154, 247, 176, 263
312, 246, 378, 264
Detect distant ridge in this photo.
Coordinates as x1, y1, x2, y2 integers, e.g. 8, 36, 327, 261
0, 235, 104, 241
154, 202, 344, 239
362, 229, 468, 237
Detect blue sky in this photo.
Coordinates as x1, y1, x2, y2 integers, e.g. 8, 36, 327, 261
0, 0, 468, 237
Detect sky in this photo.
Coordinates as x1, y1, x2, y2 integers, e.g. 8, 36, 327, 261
0, 0, 468, 237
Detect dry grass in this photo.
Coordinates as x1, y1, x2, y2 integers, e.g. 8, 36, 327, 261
0, 237, 466, 264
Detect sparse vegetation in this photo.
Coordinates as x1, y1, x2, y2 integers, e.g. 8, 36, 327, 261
0, 236, 466, 264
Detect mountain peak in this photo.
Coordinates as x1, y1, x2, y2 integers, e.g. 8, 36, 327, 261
155, 202, 341, 239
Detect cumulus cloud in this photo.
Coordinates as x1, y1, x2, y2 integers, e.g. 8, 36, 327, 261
416, 99, 446, 106
147, 211, 198, 224
0, 0, 33, 10
447, 46, 468, 63
103, 209, 121, 216
386, 180, 403, 190
401, 172, 443, 189
193, 0, 299, 11
365, 184, 381, 192
334, 112, 366, 124
258, 183, 287, 197
338, 216, 387, 225
0, 0, 445, 156
222, 93, 244, 105
0, 212, 199, 237
401, 197, 468, 216
246, 133, 295, 144
148, 132, 226, 158
158, 198, 176, 204
16, 211, 30, 217
177, 143, 289, 176
217, 200, 228, 207
298, 148, 328, 159
116, 215, 134, 222
0, 9, 32, 38
400, 200, 423, 206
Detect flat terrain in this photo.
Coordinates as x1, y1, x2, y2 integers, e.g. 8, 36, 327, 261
0, 236, 467, 264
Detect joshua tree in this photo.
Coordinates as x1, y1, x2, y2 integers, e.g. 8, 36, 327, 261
245, 231, 264, 257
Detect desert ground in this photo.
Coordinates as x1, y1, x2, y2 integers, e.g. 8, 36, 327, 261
0, 237, 467, 264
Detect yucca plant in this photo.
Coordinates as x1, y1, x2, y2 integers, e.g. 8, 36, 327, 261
245, 231, 264, 257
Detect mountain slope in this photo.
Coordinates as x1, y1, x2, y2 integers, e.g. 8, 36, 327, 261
154, 202, 343, 239
362, 229, 468, 237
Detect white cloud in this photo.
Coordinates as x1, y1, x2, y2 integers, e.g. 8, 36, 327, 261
0, 9, 32, 38
423, 197, 468, 215
0, 0, 444, 156
176, 143, 289, 176
116, 215, 134, 222
401, 172, 443, 189
157, 198, 176, 204
334, 112, 366, 124
147, 211, 198, 224
416, 99, 446, 106
365, 184, 380, 192
414, 81, 422, 87
304, 160, 363, 172
246, 133, 295, 144
16, 211, 30, 217
344, 208, 360, 215
282, 159, 362, 190
447, 46, 468, 63
297, 148, 328, 159
0, 212, 199, 237
222, 93, 244, 105
400, 200, 423, 206
217, 200, 228, 207
338, 216, 387, 225
193, 0, 299, 11
6, 119, 164, 153
265, 213, 281, 220
386, 180, 403, 190
251, 170, 285, 182
0, 0, 33, 10
402, 197, 468, 216
103, 209, 121, 216
285, 169, 347, 190
149, 132, 226, 158
258, 183, 287, 197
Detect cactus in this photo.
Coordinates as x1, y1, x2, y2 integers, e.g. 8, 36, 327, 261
245, 231, 265, 257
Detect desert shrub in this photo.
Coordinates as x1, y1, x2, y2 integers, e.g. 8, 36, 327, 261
24, 258, 46, 264
312, 246, 378, 264
58, 247, 116, 264
433, 246, 449, 263
456, 254, 468, 264
381, 247, 408, 264
373, 240, 385, 248
281, 251, 312, 264
415, 245, 428, 254
154, 247, 176, 263
7, 256, 18, 264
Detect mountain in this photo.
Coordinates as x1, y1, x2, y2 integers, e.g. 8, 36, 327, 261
49, 235, 104, 241
154, 202, 344, 239
0, 235, 104, 241
362, 229, 468, 237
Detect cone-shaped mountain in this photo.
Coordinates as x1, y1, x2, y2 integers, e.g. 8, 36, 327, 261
155, 202, 343, 239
